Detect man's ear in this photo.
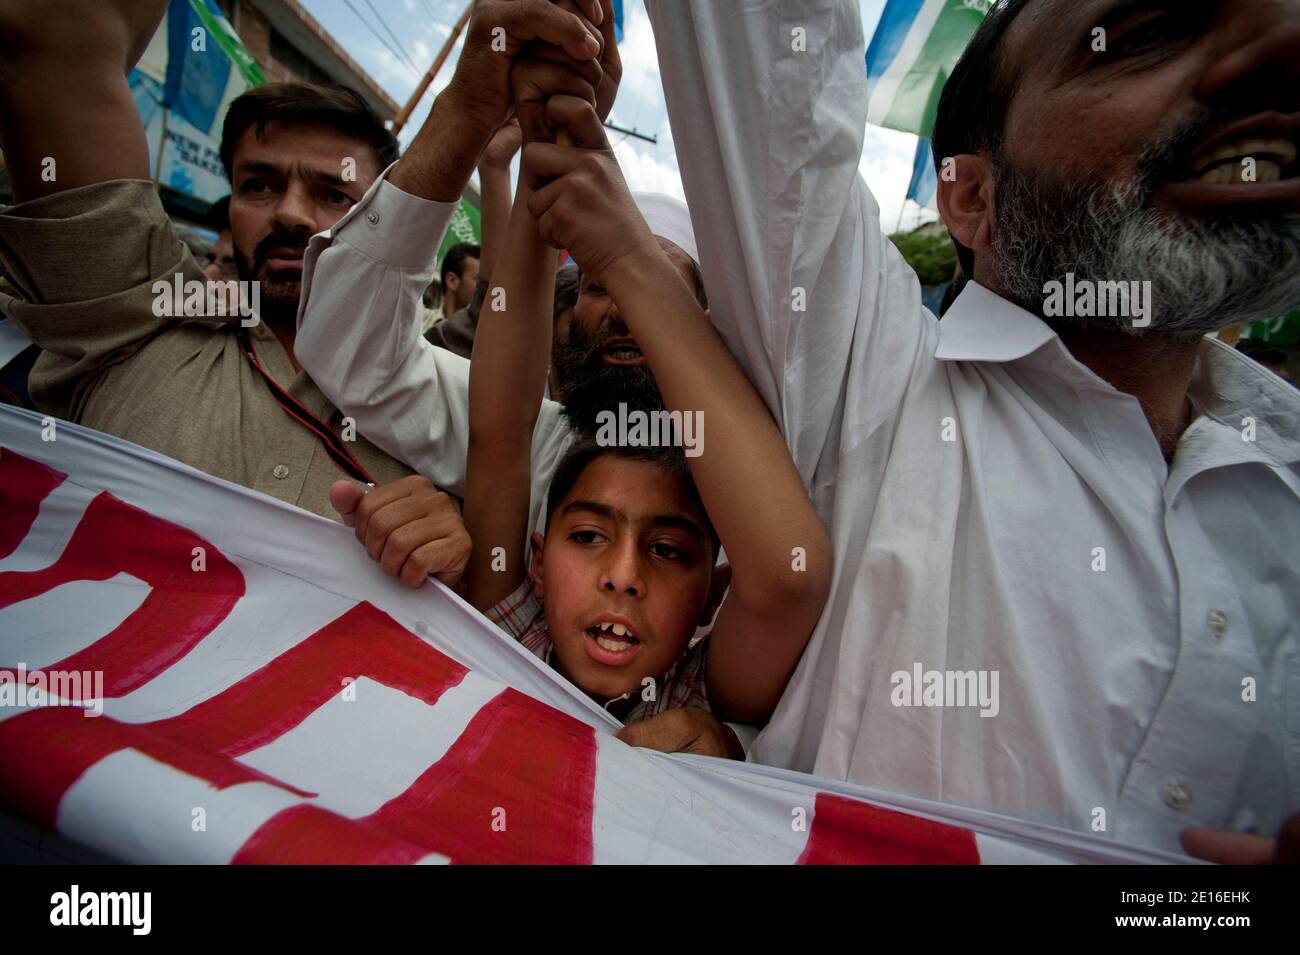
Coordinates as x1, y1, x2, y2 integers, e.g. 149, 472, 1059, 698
936, 152, 994, 261
699, 561, 732, 627
528, 531, 546, 601
443, 273, 460, 297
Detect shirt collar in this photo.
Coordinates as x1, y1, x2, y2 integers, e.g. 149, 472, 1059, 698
934, 281, 1060, 363
1190, 337, 1300, 465
935, 282, 1300, 465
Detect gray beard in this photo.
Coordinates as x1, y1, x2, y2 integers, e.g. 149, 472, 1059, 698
990, 152, 1300, 341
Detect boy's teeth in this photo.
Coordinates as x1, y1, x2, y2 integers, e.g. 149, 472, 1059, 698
598, 622, 631, 637
595, 635, 630, 652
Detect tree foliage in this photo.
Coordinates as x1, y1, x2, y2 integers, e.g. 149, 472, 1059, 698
888, 230, 958, 287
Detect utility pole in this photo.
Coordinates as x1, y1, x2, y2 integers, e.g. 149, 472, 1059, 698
393, 0, 474, 134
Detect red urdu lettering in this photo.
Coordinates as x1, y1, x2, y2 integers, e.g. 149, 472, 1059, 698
797, 792, 980, 864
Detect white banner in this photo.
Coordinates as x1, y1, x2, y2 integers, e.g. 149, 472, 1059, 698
0, 407, 1183, 864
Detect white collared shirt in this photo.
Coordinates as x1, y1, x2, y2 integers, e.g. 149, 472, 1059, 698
295, 178, 574, 538
646, 0, 1300, 852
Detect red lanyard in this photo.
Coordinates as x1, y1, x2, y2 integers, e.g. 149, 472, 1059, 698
236, 328, 375, 485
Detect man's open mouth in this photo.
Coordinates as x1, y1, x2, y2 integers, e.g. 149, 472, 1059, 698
601, 337, 644, 365
1159, 115, 1300, 211
1188, 137, 1297, 185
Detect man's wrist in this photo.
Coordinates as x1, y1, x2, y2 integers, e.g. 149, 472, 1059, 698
390, 90, 497, 202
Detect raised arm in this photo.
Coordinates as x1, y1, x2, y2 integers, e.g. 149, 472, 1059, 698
644, 0, 928, 486
0, 0, 163, 200
476, 120, 524, 280
525, 98, 833, 722
463, 183, 558, 610
0, 0, 235, 420
294, 0, 609, 494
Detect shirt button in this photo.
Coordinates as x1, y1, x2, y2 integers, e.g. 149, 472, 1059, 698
272, 464, 290, 479
366, 211, 380, 225
1162, 780, 1194, 810
1207, 610, 1229, 638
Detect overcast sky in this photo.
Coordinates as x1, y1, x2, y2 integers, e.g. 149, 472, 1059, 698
299, 0, 935, 232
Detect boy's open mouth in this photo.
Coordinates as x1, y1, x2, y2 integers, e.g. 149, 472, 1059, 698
582, 619, 643, 666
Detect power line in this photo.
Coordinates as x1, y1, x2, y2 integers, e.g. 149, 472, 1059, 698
603, 118, 656, 144
362, 0, 425, 76
340, 0, 420, 79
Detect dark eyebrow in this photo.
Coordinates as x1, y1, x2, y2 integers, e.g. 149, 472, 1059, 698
1089, 0, 1197, 37
560, 500, 707, 544
233, 159, 284, 179
233, 159, 350, 189
1045, 0, 1186, 80
561, 499, 621, 521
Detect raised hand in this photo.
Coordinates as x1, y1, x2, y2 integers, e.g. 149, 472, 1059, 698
392, 0, 604, 202
441, 0, 605, 135
511, 0, 622, 144
521, 95, 658, 287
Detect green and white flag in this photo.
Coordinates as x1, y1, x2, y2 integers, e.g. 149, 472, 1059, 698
865, 0, 990, 138
130, 0, 266, 204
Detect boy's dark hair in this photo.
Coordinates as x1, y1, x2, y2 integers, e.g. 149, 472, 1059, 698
931, 0, 1035, 276
440, 243, 481, 287
545, 436, 720, 561
219, 82, 400, 180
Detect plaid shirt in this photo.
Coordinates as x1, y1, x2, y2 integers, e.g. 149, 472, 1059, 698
486, 580, 711, 724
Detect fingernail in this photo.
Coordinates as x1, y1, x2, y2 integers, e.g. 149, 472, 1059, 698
583, 34, 600, 57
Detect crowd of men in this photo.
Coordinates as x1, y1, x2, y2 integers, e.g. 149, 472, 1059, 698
0, 0, 1297, 863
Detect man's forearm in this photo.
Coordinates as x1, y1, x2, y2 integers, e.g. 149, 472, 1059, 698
389, 93, 499, 203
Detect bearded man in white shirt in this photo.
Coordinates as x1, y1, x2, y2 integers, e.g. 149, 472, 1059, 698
636, 0, 1300, 860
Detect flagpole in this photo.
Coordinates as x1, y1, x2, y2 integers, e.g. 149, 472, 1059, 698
393, 0, 474, 134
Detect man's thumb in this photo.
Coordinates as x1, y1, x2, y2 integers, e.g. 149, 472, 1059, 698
1179, 826, 1276, 865
329, 480, 365, 526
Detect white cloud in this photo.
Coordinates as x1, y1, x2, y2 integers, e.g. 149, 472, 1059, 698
613, 129, 684, 201
604, 2, 679, 199
859, 124, 939, 234
610, 0, 665, 118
